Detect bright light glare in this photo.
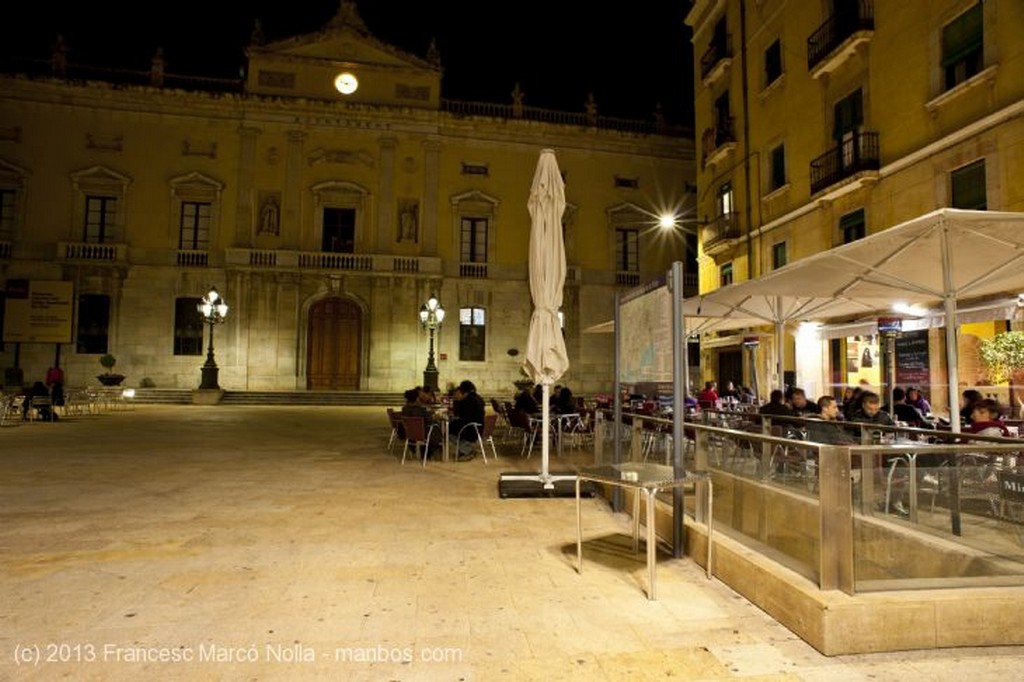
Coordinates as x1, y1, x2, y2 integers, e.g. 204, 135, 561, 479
795, 322, 821, 347
892, 302, 927, 317
658, 214, 676, 229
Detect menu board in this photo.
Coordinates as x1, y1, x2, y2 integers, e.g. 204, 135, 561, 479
895, 329, 930, 386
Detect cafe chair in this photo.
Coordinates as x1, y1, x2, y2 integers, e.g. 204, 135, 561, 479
29, 395, 56, 422
386, 408, 404, 452
455, 413, 499, 464
400, 416, 435, 467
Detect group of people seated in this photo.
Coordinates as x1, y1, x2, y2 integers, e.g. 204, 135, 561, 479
697, 381, 757, 407
399, 380, 485, 462
753, 382, 1018, 444
18, 365, 66, 421
512, 383, 577, 416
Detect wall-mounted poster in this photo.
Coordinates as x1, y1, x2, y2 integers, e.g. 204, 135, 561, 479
3, 279, 74, 343
845, 335, 880, 389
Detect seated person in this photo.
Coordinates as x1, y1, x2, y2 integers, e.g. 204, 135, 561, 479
758, 389, 794, 417
965, 398, 1010, 438
738, 386, 756, 404
24, 381, 56, 421
513, 387, 539, 415
449, 380, 485, 461
417, 385, 439, 406
887, 387, 932, 428
401, 388, 441, 454
719, 381, 740, 402
804, 396, 856, 445
788, 388, 821, 417
697, 381, 719, 406
905, 386, 932, 416
960, 389, 984, 425
846, 391, 892, 425
553, 385, 576, 415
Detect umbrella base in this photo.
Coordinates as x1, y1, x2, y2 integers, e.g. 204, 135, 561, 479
497, 471, 595, 499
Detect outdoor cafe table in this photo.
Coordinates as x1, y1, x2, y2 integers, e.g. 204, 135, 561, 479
429, 406, 451, 462
575, 462, 712, 600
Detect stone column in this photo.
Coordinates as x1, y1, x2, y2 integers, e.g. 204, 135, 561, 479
283, 130, 306, 250
375, 136, 397, 254
422, 138, 441, 255
235, 126, 260, 246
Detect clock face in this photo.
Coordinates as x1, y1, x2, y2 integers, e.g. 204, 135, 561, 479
334, 72, 358, 95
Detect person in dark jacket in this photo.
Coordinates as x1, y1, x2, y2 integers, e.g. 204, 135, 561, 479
758, 390, 793, 417
449, 380, 485, 460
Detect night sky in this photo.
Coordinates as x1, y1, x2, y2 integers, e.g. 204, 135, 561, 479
1, 1, 695, 126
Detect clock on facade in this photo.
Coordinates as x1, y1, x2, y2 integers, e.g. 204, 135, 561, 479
334, 72, 359, 95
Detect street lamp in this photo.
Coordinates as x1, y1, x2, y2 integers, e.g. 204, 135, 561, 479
197, 287, 228, 390
419, 292, 445, 391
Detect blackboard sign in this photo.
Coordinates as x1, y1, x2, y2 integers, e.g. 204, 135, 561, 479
895, 329, 930, 386
999, 471, 1024, 504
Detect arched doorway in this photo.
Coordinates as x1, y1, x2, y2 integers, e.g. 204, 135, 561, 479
307, 297, 361, 390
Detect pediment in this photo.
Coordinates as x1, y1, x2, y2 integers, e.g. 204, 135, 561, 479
260, 32, 431, 72
0, 158, 29, 185
70, 165, 131, 188
244, 2, 440, 105
169, 171, 224, 191
253, 2, 436, 73
606, 202, 649, 225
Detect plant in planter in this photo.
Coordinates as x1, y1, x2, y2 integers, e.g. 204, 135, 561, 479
96, 353, 126, 386
513, 360, 535, 393
979, 330, 1024, 417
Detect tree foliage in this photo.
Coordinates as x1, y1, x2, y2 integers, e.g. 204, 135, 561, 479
979, 331, 1024, 384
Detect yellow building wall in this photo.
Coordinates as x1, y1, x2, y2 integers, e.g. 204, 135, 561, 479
687, 0, 1024, 397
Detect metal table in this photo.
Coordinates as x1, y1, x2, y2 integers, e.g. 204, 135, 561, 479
575, 462, 712, 600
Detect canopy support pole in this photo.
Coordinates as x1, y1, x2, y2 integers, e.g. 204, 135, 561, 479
671, 261, 686, 558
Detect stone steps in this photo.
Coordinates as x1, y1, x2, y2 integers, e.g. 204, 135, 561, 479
129, 388, 403, 406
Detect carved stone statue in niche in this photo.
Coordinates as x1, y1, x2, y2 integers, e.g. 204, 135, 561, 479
398, 199, 419, 242
258, 192, 281, 235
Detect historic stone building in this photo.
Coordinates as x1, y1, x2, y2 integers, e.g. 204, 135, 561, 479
0, 3, 695, 395
686, 0, 1024, 407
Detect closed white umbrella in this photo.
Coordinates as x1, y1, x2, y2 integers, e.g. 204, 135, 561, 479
522, 149, 570, 488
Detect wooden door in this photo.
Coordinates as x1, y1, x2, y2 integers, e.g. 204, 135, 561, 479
307, 298, 361, 390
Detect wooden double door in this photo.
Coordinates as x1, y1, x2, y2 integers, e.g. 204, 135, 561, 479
307, 297, 361, 390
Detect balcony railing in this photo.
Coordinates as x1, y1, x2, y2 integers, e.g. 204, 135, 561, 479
224, 249, 442, 275
298, 252, 374, 271
459, 262, 488, 279
700, 35, 733, 82
702, 212, 741, 251
0, 56, 690, 139
616, 271, 640, 287
809, 131, 880, 194
58, 241, 126, 262
807, 1, 875, 73
701, 117, 736, 166
177, 249, 209, 267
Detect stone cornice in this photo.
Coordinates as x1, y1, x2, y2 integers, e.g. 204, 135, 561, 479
0, 75, 693, 159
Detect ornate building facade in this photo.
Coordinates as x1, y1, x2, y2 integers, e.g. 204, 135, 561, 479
0, 4, 695, 395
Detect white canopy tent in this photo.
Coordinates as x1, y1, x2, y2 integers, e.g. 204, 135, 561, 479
682, 208, 1024, 430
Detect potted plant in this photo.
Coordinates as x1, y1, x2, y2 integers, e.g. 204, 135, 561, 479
979, 330, 1024, 417
96, 353, 126, 386
513, 365, 535, 393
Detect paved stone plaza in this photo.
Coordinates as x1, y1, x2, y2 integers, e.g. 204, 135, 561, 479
1, 405, 1022, 681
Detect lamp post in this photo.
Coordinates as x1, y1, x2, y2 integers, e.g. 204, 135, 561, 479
419, 292, 445, 391
197, 287, 228, 390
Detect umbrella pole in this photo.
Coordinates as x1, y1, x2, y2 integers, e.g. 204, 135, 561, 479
541, 381, 553, 488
